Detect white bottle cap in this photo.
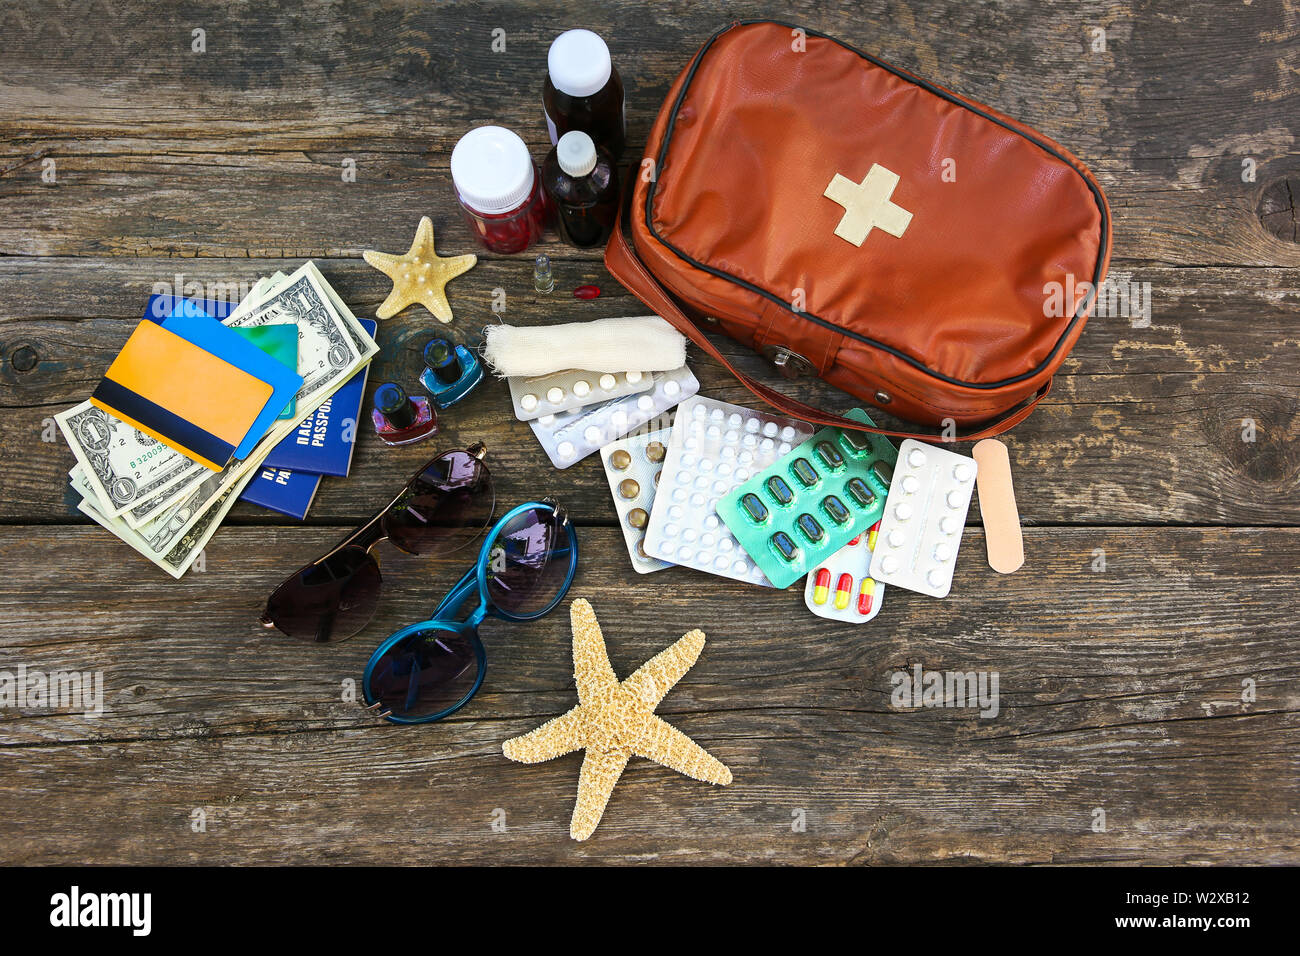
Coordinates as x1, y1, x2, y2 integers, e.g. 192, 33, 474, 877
548, 29, 612, 98
450, 126, 535, 214
557, 130, 597, 177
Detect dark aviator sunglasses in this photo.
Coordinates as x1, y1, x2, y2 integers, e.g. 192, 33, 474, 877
260, 443, 494, 644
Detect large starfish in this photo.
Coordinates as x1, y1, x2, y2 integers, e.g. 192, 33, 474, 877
502, 599, 732, 841
361, 216, 477, 322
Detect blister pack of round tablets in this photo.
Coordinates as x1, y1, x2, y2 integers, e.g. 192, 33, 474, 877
867, 439, 978, 598
508, 368, 653, 421
528, 364, 699, 469
600, 426, 673, 574
643, 395, 815, 587
803, 521, 885, 624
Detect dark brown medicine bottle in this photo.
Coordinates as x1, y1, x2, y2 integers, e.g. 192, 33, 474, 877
543, 29, 626, 157
542, 131, 619, 248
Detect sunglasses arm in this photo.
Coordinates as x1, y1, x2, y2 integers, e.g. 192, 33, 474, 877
431, 566, 480, 621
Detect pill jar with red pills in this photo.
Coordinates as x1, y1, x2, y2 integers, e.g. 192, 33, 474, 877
450, 126, 550, 254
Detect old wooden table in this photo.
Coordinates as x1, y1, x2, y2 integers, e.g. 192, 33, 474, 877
0, 1, 1296, 865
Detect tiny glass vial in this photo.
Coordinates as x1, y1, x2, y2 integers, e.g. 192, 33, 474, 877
371, 382, 437, 446
542, 130, 619, 248
543, 30, 625, 156
450, 126, 550, 254
534, 254, 554, 293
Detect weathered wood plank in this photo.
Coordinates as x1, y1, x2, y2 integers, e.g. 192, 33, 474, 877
0, 259, 1296, 526
0, 0, 1297, 265
8, 145, 1296, 268
3, 709, 1295, 865
0, 525, 1295, 864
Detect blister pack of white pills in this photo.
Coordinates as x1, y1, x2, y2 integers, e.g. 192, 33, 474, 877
528, 364, 699, 469
643, 396, 814, 587
600, 426, 673, 574
508, 369, 653, 420
868, 439, 978, 598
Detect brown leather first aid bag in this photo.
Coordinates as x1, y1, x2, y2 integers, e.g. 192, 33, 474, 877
606, 20, 1112, 438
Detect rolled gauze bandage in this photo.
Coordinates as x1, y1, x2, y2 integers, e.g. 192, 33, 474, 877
482, 316, 687, 378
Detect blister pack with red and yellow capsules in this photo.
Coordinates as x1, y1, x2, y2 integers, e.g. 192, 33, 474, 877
803, 520, 885, 624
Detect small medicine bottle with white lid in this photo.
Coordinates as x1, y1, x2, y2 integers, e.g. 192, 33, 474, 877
543, 29, 625, 157
542, 130, 619, 248
450, 125, 550, 255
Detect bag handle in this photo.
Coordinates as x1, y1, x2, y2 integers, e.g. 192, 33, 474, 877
604, 207, 1050, 442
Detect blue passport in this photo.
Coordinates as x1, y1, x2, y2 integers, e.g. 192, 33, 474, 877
260, 319, 376, 477
239, 467, 323, 520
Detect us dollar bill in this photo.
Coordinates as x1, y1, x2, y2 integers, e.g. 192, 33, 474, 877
111, 273, 285, 525
255, 264, 377, 372
131, 457, 239, 544
68, 462, 179, 531
125, 340, 372, 554
55, 402, 207, 519
303, 261, 378, 365
121, 464, 207, 528
56, 276, 285, 522
169, 263, 375, 505
225, 262, 375, 413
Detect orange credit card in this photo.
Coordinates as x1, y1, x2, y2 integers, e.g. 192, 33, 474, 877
90, 320, 274, 470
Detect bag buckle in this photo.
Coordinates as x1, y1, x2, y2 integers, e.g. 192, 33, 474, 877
761, 345, 816, 380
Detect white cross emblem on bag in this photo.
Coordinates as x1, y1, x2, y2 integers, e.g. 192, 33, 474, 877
823, 164, 913, 246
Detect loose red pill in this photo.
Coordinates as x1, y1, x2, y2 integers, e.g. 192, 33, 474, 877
573, 285, 602, 300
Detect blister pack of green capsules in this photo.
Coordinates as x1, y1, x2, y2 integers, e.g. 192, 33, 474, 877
716, 409, 897, 589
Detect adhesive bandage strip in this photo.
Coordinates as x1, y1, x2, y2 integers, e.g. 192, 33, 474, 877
972, 438, 1024, 574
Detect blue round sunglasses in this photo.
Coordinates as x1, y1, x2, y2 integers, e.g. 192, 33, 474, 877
361, 499, 578, 724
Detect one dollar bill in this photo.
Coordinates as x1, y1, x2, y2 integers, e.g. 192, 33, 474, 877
56, 402, 207, 519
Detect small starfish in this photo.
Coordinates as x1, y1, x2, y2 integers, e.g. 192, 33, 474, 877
362, 216, 477, 322
503, 599, 732, 841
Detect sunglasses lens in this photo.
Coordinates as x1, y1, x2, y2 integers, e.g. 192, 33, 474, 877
368, 628, 482, 721
486, 506, 573, 617
264, 547, 381, 643
383, 451, 494, 555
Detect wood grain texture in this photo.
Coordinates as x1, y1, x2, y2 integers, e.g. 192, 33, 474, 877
0, 0, 1296, 865
0, 526, 1295, 864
